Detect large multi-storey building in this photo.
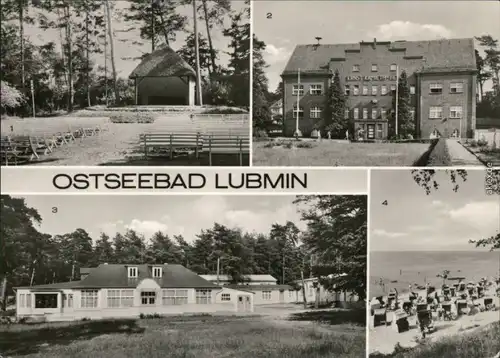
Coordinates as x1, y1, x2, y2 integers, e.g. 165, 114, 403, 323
281, 38, 477, 139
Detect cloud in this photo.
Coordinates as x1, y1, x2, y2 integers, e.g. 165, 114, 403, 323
368, 21, 453, 41
373, 229, 408, 238
448, 201, 499, 233
264, 44, 291, 65
125, 219, 169, 239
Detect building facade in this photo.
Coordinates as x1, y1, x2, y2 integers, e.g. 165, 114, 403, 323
282, 38, 476, 139
15, 264, 254, 322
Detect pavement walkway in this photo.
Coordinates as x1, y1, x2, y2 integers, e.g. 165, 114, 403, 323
446, 139, 484, 167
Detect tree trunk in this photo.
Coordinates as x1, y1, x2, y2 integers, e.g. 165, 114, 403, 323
300, 270, 307, 309
19, 0, 25, 93
0, 275, 7, 311
104, 0, 119, 104
158, 12, 170, 46
202, 0, 216, 76
64, 5, 74, 112
86, 4, 91, 107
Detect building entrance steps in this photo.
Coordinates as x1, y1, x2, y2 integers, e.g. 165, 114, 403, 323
446, 139, 483, 167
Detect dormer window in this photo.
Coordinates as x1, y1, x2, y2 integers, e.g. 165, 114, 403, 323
128, 267, 138, 278
153, 267, 162, 278
371, 64, 378, 72
390, 64, 397, 72
352, 64, 360, 72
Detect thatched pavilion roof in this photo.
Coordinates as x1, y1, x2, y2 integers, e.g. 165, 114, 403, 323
129, 44, 196, 79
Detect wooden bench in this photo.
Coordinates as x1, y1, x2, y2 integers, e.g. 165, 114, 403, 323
0, 135, 51, 165
204, 135, 250, 166
141, 133, 204, 159
1, 136, 29, 165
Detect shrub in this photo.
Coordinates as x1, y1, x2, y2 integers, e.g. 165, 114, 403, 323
477, 139, 488, 147
201, 107, 247, 114
1, 81, 25, 109
139, 313, 162, 319
468, 140, 478, 147
296, 141, 314, 149
253, 128, 268, 138
427, 138, 452, 166
284, 141, 294, 149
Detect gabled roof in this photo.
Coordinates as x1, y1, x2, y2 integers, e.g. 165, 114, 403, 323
17, 264, 218, 290
200, 274, 277, 282
227, 284, 293, 291
282, 38, 475, 75
129, 44, 196, 79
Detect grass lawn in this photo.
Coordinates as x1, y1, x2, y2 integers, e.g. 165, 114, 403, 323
252, 140, 429, 166
0, 312, 365, 358
1, 113, 248, 166
462, 145, 500, 167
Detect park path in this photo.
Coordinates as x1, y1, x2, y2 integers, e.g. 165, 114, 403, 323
446, 139, 484, 167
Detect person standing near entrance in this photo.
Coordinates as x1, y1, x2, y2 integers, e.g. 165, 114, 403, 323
345, 129, 349, 140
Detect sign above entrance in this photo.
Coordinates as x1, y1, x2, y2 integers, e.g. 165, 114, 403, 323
346, 75, 397, 81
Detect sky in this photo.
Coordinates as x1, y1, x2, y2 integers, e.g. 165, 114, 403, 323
370, 169, 500, 252
16, 195, 307, 243
253, 1, 500, 92
23, 0, 247, 78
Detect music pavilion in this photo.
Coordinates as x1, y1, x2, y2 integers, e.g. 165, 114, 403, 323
281, 38, 477, 139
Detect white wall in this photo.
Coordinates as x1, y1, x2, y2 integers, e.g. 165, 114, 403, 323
475, 129, 500, 148
17, 285, 247, 322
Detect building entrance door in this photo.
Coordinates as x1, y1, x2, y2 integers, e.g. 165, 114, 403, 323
367, 124, 375, 139
279, 290, 285, 303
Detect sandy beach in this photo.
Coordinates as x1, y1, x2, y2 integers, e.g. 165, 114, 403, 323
369, 282, 500, 355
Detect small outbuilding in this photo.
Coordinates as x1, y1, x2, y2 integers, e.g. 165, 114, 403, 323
129, 44, 197, 106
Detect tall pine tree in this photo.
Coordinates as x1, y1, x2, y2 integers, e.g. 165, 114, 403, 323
325, 69, 347, 137
390, 70, 414, 138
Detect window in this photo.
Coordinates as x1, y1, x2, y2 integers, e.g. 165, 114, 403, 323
372, 109, 378, 119
221, 293, 231, 301
262, 291, 272, 300
390, 84, 396, 92
371, 85, 378, 95
128, 267, 138, 278
429, 106, 443, 119
19, 294, 25, 308
310, 106, 322, 119
450, 106, 463, 118
371, 64, 378, 72
390, 64, 397, 72
381, 85, 387, 95
353, 108, 359, 119
196, 289, 212, 304
377, 124, 383, 139
352, 64, 360, 72
81, 290, 98, 308
162, 289, 188, 305
292, 105, 304, 118
410, 108, 415, 120
344, 109, 349, 119
63, 294, 73, 308
288, 290, 294, 298
381, 109, 387, 119
362, 85, 368, 95
141, 291, 156, 305
410, 85, 416, 95
107, 290, 121, 308
345, 85, 350, 96
309, 84, 323, 95
363, 108, 368, 119
450, 82, 463, 93
152, 267, 162, 278
353, 85, 360, 95
35, 294, 58, 308
292, 84, 304, 96
429, 83, 443, 94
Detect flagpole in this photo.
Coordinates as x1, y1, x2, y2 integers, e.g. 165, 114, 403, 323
295, 68, 300, 136
395, 65, 399, 137
193, 0, 203, 105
